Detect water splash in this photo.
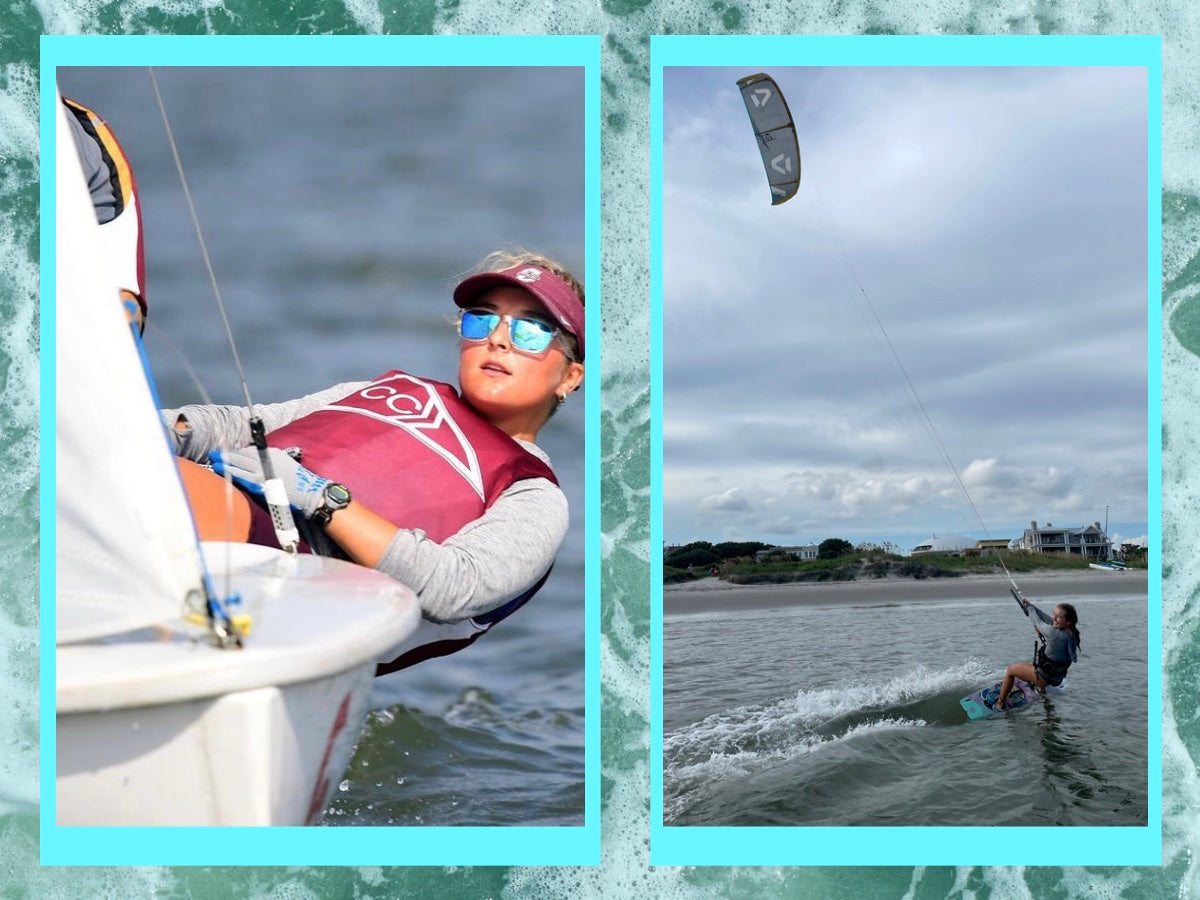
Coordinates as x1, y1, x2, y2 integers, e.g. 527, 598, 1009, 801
662, 662, 990, 822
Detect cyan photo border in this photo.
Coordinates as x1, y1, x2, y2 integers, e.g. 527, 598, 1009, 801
40, 33, 601, 867
650, 34, 1163, 867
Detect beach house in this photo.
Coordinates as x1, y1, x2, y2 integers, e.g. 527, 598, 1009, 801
754, 545, 820, 562
1018, 520, 1111, 560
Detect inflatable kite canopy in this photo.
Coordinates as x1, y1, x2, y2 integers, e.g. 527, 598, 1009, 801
736, 73, 801, 206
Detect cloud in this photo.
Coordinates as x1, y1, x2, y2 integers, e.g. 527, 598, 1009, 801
1112, 533, 1148, 548
758, 516, 799, 535
662, 66, 1149, 550
698, 486, 754, 513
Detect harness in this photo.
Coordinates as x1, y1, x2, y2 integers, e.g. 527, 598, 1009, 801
1034, 636, 1070, 685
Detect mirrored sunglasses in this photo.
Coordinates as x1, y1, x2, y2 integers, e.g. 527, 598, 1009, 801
458, 308, 564, 356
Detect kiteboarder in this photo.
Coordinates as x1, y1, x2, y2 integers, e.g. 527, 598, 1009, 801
162, 251, 584, 672
992, 599, 1081, 710
62, 96, 148, 332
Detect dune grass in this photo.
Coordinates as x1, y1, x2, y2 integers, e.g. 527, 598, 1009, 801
675, 550, 1131, 586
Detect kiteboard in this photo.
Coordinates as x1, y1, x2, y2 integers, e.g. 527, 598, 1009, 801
960, 677, 1041, 720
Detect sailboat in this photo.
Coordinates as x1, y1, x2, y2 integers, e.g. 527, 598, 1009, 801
53, 93, 421, 826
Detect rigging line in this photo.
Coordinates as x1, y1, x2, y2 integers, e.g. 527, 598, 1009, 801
804, 188, 1021, 592
807, 188, 983, 520
146, 322, 244, 602
146, 68, 255, 413
132, 318, 241, 644
831, 226, 988, 531
802, 218, 966, 528
147, 67, 300, 556
835, 232, 1020, 590
800, 198, 944, 464
799, 189, 979, 537
805, 191, 957, 486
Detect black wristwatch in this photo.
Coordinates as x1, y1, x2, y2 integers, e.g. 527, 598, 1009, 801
311, 482, 352, 527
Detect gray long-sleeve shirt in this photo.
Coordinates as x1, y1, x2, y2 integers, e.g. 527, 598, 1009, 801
1029, 601, 1078, 663
163, 381, 568, 625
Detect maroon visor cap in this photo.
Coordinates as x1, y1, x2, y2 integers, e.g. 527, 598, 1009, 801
453, 264, 585, 361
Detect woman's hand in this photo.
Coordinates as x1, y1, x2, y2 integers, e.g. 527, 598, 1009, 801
210, 446, 332, 520
211, 446, 401, 569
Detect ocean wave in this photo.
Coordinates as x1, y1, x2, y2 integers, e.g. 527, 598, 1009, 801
662, 660, 994, 821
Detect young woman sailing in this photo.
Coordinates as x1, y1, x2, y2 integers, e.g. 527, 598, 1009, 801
144, 68, 586, 675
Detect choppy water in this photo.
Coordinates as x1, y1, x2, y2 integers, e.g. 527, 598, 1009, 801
3, 4, 1199, 900
664, 591, 1148, 827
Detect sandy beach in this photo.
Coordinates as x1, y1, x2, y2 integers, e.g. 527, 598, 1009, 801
663, 568, 1149, 615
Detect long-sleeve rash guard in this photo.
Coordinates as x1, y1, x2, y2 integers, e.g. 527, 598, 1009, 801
1028, 601, 1079, 664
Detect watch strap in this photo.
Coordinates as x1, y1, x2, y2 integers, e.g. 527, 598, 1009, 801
311, 482, 351, 527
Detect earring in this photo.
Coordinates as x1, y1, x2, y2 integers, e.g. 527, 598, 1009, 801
555, 393, 566, 406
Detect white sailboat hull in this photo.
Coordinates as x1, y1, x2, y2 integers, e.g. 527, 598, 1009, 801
58, 671, 371, 826
56, 543, 420, 826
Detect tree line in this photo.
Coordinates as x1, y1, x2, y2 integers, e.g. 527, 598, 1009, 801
664, 539, 856, 570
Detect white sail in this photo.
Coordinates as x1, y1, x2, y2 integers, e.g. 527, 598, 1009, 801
55, 92, 206, 643
54, 89, 424, 828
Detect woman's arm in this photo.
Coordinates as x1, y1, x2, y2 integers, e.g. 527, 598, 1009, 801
325, 478, 568, 624
1028, 601, 1053, 626
162, 381, 366, 461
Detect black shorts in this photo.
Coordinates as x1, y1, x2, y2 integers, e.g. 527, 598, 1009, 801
1035, 663, 1068, 686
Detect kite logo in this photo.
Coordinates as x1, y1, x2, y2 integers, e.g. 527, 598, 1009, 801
771, 154, 793, 175
750, 87, 772, 108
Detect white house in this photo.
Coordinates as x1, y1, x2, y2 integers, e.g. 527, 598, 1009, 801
755, 545, 820, 562
1018, 520, 1110, 560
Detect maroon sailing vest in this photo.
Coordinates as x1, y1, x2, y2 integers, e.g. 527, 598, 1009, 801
265, 370, 556, 541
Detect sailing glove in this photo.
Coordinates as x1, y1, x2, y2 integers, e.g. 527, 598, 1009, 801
210, 446, 332, 520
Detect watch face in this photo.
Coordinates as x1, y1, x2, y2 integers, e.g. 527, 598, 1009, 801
325, 483, 351, 507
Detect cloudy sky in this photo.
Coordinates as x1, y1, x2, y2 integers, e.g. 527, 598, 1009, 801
662, 66, 1150, 553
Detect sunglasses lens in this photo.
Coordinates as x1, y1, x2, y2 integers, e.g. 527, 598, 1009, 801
509, 317, 556, 353
460, 310, 557, 353
460, 310, 499, 340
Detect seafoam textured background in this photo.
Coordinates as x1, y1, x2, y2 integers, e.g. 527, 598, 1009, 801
3, 2, 1197, 897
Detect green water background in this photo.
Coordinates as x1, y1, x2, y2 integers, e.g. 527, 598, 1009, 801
3, 1, 1198, 896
